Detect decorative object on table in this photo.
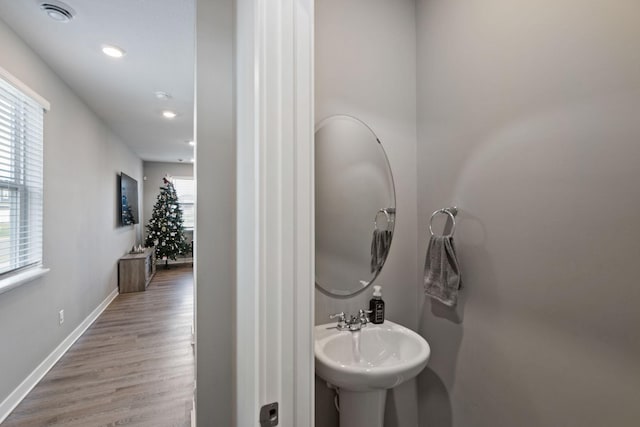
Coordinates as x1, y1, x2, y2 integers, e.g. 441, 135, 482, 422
129, 244, 145, 254
144, 176, 190, 268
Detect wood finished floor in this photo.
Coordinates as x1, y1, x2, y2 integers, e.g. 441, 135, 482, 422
3, 265, 194, 427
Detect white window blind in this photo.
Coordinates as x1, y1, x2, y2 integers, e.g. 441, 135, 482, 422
0, 75, 44, 277
172, 177, 194, 229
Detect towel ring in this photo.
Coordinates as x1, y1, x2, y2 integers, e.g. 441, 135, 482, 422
374, 208, 394, 231
429, 208, 456, 237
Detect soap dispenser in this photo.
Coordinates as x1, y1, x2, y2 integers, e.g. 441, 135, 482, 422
369, 285, 385, 324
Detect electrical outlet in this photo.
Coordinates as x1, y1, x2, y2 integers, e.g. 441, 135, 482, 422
58, 309, 64, 325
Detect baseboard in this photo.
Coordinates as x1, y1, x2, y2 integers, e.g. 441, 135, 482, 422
0, 288, 119, 423
191, 383, 196, 427
155, 257, 193, 266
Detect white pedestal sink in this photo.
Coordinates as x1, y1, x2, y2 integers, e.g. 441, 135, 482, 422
315, 320, 430, 427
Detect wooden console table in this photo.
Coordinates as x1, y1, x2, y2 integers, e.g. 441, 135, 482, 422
118, 247, 156, 293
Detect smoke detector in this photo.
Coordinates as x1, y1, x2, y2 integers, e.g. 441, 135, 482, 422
154, 91, 172, 100
39, 1, 75, 23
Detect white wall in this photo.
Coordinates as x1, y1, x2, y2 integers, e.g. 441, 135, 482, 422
315, 1, 418, 426
0, 18, 142, 405
416, 1, 640, 426
194, 0, 235, 425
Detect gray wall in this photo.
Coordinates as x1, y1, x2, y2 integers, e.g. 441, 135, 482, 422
194, 0, 235, 425
315, 1, 418, 426
0, 18, 142, 404
416, 1, 640, 426
142, 161, 193, 234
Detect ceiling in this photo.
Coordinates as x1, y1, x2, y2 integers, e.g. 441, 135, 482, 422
0, 0, 195, 163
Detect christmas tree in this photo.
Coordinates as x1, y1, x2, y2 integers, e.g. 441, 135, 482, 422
145, 176, 190, 268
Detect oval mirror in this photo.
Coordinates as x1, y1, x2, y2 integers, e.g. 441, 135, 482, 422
315, 115, 396, 297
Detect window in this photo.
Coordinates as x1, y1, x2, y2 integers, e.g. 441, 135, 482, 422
0, 71, 46, 282
172, 177, 194, 229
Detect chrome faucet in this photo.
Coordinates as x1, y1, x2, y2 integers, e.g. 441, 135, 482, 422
329, 310, 372, 331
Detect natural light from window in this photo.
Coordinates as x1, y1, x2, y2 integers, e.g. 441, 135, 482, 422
0, 71, 45, 281
172, 177, 194, 229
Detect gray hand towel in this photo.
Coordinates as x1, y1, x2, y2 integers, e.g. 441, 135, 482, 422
424, 235, 461, 307
371, 229, 392, 274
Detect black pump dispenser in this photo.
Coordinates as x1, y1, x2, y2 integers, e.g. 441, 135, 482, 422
369, 285, 385, 324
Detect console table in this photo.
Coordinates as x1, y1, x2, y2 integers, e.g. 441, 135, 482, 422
118, 247, 156, 293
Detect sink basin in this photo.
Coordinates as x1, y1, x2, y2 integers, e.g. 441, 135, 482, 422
315, 320, 430, 427
315, 320, 431, 392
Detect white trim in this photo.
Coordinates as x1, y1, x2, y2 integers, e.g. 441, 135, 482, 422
292, 1, 315, 424
0, 288, 118, 423
0, 66, 51, 111
0, 266, 50, 296
236, 0, 314, 425
155, 257, 193, 266
235, 0, 260, 423
190, 397, 196, 427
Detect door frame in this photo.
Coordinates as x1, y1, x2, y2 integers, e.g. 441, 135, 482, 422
236, 0, 315, 426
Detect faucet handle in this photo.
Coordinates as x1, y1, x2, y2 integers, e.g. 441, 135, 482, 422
329, 312, 346, 324
359, 309, 373, 324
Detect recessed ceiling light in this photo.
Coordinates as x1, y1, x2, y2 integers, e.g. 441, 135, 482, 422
155, 91, 172, 100
40, 1, 75, 23
102, 45, 125, 58
162, 110, 177, 119
187, 140, 195, 146
190, 158, 195, 163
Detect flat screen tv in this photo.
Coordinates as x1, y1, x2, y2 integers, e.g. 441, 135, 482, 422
119, 172, 139, 226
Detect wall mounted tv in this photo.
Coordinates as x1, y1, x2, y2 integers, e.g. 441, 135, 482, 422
119, 172, 139, 226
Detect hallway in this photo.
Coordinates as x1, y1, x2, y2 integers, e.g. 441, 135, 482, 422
3, 266, 194, 427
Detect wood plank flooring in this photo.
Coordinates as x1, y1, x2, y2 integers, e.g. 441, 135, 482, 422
3, 265, 194, 427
